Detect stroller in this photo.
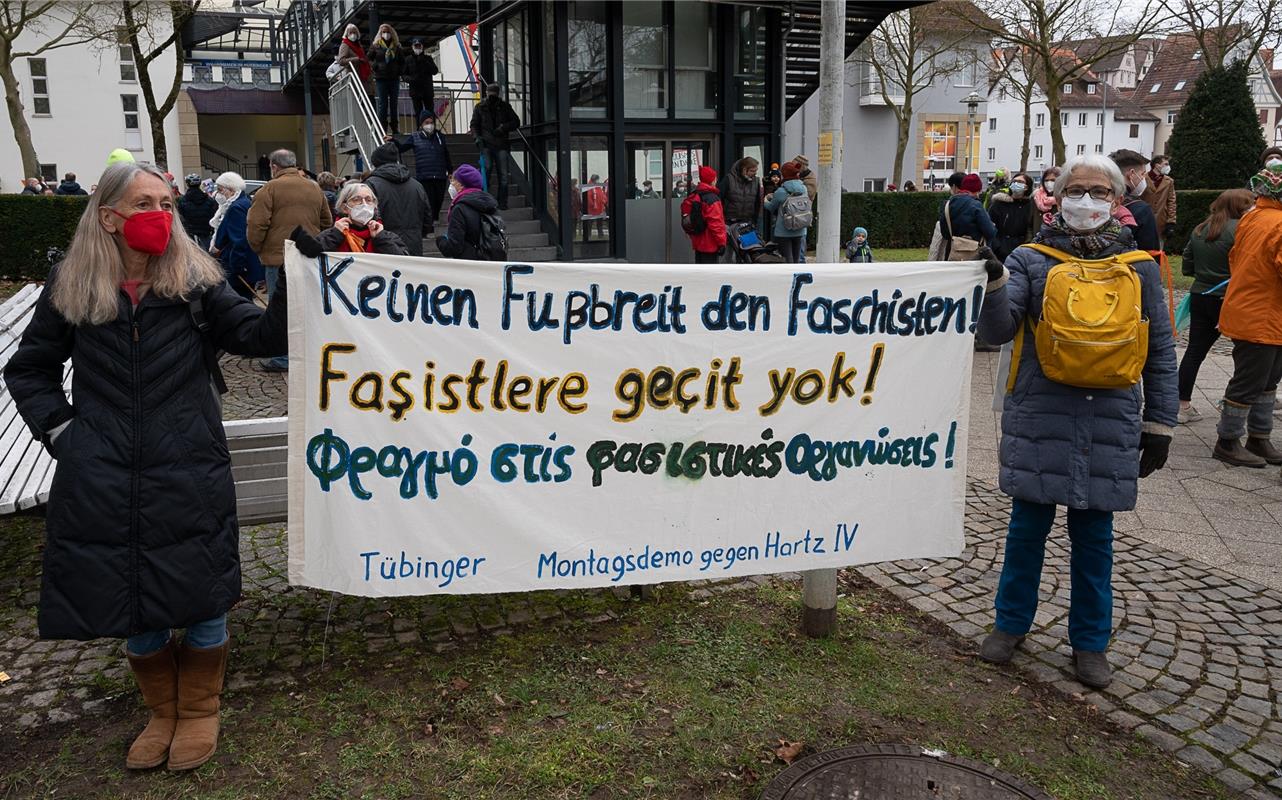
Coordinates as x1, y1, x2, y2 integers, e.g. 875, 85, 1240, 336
727, 221, 785, 264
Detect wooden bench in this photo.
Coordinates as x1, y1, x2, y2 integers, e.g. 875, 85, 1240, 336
0, 284, 288, 525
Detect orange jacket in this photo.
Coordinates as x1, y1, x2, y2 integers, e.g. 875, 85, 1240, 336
1219, 197, 1282, 345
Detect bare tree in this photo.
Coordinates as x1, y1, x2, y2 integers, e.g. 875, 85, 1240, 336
117, 0, 199, 170
850, 3, 981, 187
0, 2, 99, 177
964, 0, 1164, 164
991, 45, 1042, 172
1160, 0, 1280, 66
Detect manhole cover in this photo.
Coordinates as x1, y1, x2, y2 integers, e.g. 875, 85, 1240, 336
761, 744, 1055, 800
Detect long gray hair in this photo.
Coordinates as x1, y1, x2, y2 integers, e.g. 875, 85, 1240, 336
51, 162, 225, 326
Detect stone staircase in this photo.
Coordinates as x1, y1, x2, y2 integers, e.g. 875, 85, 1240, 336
416, 134, 557, 262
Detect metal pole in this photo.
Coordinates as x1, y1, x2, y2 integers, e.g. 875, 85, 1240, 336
1100, 83, 1107, 152
801, 0, 845, 639
303, 67, 315, 173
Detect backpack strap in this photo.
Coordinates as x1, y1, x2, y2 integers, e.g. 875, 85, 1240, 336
189, 286, 228, 395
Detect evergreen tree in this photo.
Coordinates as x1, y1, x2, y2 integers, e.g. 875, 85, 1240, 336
1167, 59, 1267, 189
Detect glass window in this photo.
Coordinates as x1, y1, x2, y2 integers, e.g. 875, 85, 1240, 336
674, 2, 716, 118
1035, 112, 1045, 127
1096, 112, 1104, 125
953, 52, 976, 87
921, 120, 958, 177
29, 58, 49, 115
1087, 83, 1096, 94
986, 147, 996, 161
495, 11, 530, 126
571, 136, 611, 258
625, 140, 667, 263
38, 163, 57, 182
863, 178, 886, 192
1063, 83, 1072, 94
1078, 113, 1087, 126
623, 1, 667, 118
1076, 144, 1086, 155
541, 7, 557, 120
117, 27, 136, 83
988, 117, 997, 131
568, 2, 607, 118
1060, 112, 1068, 126
1034, 145, 1044, 158
122, 94, 139, 129
1167, 110, 1178, 124
734, 7, 767, 120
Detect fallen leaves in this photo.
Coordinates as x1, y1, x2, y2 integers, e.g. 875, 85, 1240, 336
774, 738, 804, 764
449, 677, 470, 692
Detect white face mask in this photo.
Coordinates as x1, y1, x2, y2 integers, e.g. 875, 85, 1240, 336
1060, 195, 1114, 232
349, 204, 376, 225
448, 184, 459, 200
215, 192, 230, 206
413, 46, 424, 54
1266, 158, 1282, 169
1160, 164, 1171, 175
422, 123, 435, 134
381, 32, 391, 42
1129, 172, 1146, 196
1010, 182, 1027, 195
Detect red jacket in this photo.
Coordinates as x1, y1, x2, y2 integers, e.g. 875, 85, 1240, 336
680, 182, 727, 253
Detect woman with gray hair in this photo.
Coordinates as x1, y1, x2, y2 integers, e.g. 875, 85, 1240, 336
292, 181, 409, 256
209, 171, 264, 298
3, 161, 291, 771
974, 153, 1178, 689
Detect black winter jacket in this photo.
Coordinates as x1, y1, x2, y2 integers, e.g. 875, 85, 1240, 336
986, 193, 1037, 261
470, 97, 521, 149
179, 187, 218, 239
718, 160, 762, 224
315, 224, 410, 255
54, 180, 87, 196
437, 190, 499, 260
394, 129, 452, 181
368, 42, 402, 81
4, 273, 287, 640
1122, 197, 1161, 252
401, 51, 438, 97
365, 163, 431, 256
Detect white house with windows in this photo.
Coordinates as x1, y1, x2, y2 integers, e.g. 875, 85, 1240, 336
0, 13, 186, 191
982, 59, 1158, 177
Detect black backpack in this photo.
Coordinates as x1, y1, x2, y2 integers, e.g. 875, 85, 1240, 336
681, 190, 718, 235
474, 211, 508, 261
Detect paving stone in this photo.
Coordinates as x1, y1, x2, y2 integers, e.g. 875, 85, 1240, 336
1177, 745, 1225, 773
1137, 724, 1186, 753
1216, 767, 1258, 792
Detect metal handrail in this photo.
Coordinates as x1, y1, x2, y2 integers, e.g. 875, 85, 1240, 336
327, 63, 385, 165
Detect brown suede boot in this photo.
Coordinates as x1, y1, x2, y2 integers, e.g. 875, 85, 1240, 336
168, 640, 228, 771
1245, 437, 1282, 465
125, 638, 178, 769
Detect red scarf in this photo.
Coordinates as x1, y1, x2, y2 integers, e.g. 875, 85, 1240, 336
340, 224, 374, 253
342, 38, 371, 80
1148, 170, 1165, 186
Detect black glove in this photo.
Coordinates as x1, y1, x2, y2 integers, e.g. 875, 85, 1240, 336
1138, 432, 1171, 478
1163, 223, 1176, 240
977, 246, 1004, 283
290, 225, 323, 258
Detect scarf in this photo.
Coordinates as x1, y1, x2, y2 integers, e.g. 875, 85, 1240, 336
1032, 186, 1056, 214
341, 224, 374, 253
1250, 166, 1282, 199
447, 187, 480, 224
1035, 213, 1126, 258
208, 190, 241, 245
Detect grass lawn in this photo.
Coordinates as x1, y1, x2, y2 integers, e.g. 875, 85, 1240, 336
0, 568, 1235, 800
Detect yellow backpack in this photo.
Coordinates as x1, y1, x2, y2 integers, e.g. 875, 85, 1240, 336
1007, 243, 1152, 391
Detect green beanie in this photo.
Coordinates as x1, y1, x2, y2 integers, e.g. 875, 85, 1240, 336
106, 148, 136, 167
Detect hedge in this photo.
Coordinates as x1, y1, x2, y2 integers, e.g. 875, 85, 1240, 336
829, 188, 1229, 253
0, 195, 89, 279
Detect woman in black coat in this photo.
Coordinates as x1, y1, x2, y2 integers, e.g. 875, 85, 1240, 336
4, 162, 289, 772
436, 164, 501, 260
987, 171, 1038, 261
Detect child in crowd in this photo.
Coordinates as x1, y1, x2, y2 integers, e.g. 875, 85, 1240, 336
846, 226, 873, 263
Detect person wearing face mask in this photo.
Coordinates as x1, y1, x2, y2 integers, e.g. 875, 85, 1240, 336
401, 37, 439, 124
975, 153, 1177, 690
1140, 154, 1177, 247
293, 182, 409, 256
1209, 162, 1282, 467
369, 24, 403, 134
986, 172, 1038, 261
388, 110, 454, 221
177, 174, 217, 251
364, 142, 431, 257
336, 23, 372, 90
435, 164, 503, 260
4, 161, 291, 772
209, 172, 264, 299
470, 83, 522, 210
1107, 149, 1161, 252
1032, 166, 1060, 229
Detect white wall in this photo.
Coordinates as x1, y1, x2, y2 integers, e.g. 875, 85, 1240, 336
1, 7, 187, 191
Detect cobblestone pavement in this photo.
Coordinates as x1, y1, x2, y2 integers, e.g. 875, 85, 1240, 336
2, 331, 1280, 796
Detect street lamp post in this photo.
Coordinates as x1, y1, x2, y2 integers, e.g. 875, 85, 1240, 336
961, 90, 982, 174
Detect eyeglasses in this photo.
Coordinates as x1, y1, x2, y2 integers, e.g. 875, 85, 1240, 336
1062, 186, 1114, 201
346, 197, 376, 207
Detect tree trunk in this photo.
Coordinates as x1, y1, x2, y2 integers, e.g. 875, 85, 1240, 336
1045, 84, 1065, 164
0, 44, 41, 178
891, 107, 911, 187
1019, 90, 1032, 173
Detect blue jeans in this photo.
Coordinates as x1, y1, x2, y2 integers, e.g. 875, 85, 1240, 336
994, 499, 1114, 652
375, 78, 400, 133
262, 267, 288, 369
127, 614, 227, 656
481, 146, 510, 208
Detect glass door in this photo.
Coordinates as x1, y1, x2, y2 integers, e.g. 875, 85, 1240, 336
669, 141, 710, 263
624, 138, 712, 263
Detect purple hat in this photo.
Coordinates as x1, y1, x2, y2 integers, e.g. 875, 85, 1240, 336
453, 164, 483, 190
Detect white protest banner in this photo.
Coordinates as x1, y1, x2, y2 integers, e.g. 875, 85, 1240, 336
285, 246, 984, 597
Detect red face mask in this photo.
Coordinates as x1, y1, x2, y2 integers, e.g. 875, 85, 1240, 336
108, 208, 173, 255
